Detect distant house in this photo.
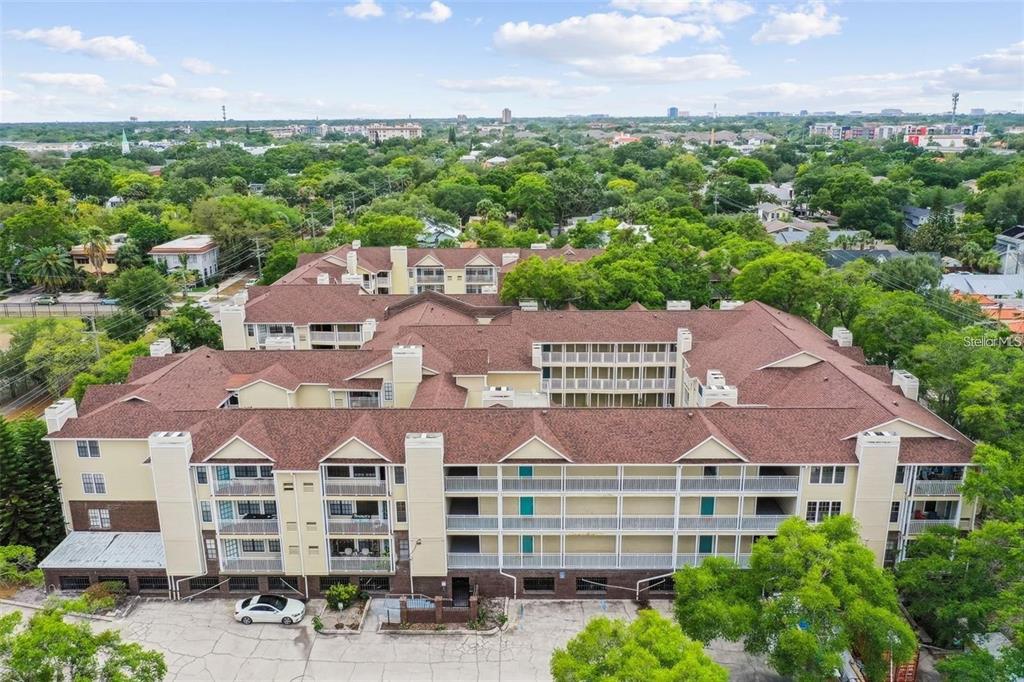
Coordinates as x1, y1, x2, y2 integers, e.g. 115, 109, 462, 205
774, 229, 860, 247
995, 225, 1024, 275
762, 216, 821, 234
610, 134, 641, 148
70, 233, 128, 275
149, 234, 219, 284
750, 182, 795, 204
825, 249, 915, 268
418, 219, 461, 247
903, 204, 966, 234
757, 203, 792, 222
105, 195, 125, 209
482, 156, 508, 168
941, 272, 1024, 300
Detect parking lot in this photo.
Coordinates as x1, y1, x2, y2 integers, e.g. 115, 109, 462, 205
2, 597, 783, 681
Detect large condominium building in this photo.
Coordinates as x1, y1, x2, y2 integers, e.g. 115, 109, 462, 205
365, 123, 423, 142
40, 295, 974, 600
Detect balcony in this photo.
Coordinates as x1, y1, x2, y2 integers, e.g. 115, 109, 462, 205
465, 273, 496, 285
348, 397, 380, 409
323, 479, 388, 496
907, 518, 959, 534
739, 515, 789, 531
501, 477, 562, 492
415, 273, 445, 284
564, 477, 619, 492
620, 515, 675, 531
309, 330, 363, 346
619, 553, 674, 569
677, 516, 741, 530
447, 553, 499, 569
328, 555, 393, 573
211, 479, 276, 497
622, 477, 677, 492
221, 556, 283, 573
742, 476, 800, 492
446, 515, 499, 531
675, 553, 750, 568
502, 516, 562, 531
501, 554, 562, 569
564, 516, 618, 530
327, 517, 390, 534
216, 518, 280, 535
680, 477, 742, 492
444, 477, 499, 493
911, 479, 962, 496
563, 554, 618, 569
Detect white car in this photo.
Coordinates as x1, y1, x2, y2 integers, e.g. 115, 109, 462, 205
234, 594, 306, 625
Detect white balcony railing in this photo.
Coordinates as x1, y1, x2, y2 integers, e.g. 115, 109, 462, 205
677, 516, 741, 530
323, 479, 388, 496
563, 554, 618, 568
907, 518, 959, 534
447, 553, 499, 569
221, 556, 283, 572
348, 397, 380, 409
309, 330, 363, 345
739, 515, 790, 531
563, 516, 619, 530
444, 477, 499, 492
501, 554, 562, 569
415, 273, 445, 284
564, 477, 619, 492
742, 476, 800, 492
216, 518, 279, 535
211, 479, 276, 496
501, 477, 562, 492
680, 477, 743, 492
446, 515, 499, 531
327, 517, 390, 534
911, 480, 962, 496
619, 553, 674, 569
622, 477, 677, 492
328, 556, 393, 573
620, 515, 675, 531
502, 516, 562, 530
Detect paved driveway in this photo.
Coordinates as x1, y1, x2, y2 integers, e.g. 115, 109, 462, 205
2, 598, 782, 681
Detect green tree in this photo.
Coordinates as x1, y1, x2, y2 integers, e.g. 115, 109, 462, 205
720, 157, 771, 183
850, 291, 951, 366
106, 267, 174, 317
57, 158, 115, 200
112, 171, 162, 200
0, 608, 167, 682
731, 251, 826, 316
356, 213, 423, 247
20, 247, 75, 292
156, 302, 223, 352
872, 254, 942, 294
66, 338, 152, 403
0, 545, 43, 589
82, 226, 111, 278
98, 309, 148, 343
499, 256, 582, 309
0, 418, 64, 556
23, 318, 117, 397
258, 239, 299, 284
551, 610, 727, 682
507, 172, 555, 231
666, 154, 706, 189
674, 516, 916, 682
909, 206, 960, 254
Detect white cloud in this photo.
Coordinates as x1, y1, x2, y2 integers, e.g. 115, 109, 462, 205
571, 53, 747, 82
19, 72, 108, 94
181, 57, 228, 75
417, 1, 452, 23
494, 12, 716, 61
437, 75, 609, 99
751, 2, 842, 45
339, 0, 384, 19
609, 0, 754, 24
7, 26, 156, 64
150, 73, 177, 88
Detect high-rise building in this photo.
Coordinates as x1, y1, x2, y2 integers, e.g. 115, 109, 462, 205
456, 114, 467, 123
501, 108, 512, 124
667, 107, 679, 119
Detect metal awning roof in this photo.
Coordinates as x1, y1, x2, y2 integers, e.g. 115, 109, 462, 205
39, 532, 166, 570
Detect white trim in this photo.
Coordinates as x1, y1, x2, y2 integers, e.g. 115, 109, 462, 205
842, 418, 954, 441
228, 378, 297, 393
499, 436, 573, 462
319, 436, 392, 462
755, 351, 826, 370
345, 359, 392, 380
118, 395, 151, 404
674, 436, 749, 462
202, 435, 275, 462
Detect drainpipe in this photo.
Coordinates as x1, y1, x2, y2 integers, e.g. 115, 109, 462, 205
499, 568, 517, 600
635, 572, 675, 601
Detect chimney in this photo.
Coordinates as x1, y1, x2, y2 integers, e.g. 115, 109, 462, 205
352, 239, 361, 250
44, 399, 77, 434
501, 252, 520, 266
519, 299, 539, 312
892, 369, 920, 401
233, 290, 248, 304
361, 318, 377, 343
220, 304, 247, 350
831, 326, 854, 347
390, 245, 408, 270
391, 345, 423, 407
316, 272, 330, 285
149, 338, 173, 357
677, 328, 693, 353
346, 251, 357, 276
531, 342, 544, 368
667, 300, 691, 311
482, 386, 515, 408
719, 300, 744, 310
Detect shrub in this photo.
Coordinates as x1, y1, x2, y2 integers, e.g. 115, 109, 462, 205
312, 615, 324, 632
0, 546, 43, 588
324, 583, 360, 610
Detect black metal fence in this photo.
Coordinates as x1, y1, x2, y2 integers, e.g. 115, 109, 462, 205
0, 302, 120, 318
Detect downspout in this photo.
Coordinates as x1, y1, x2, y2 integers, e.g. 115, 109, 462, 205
635, 572, 675, 601
499, 568, 517, 600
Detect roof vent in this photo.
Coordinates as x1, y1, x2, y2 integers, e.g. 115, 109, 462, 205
519, 299, 539, 312
667, 300, 691, 310
316, 272, 330, 285
719, 300, 744, 311
892, 369, 920, 401
529, 243, 548, 250
831, 326, 854, 347
149, 338, 173, 357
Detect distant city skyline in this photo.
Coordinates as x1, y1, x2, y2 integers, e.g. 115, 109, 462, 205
1, 1, 1021, 122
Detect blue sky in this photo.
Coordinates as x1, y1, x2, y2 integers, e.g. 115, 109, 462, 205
2, 1, 1022, 122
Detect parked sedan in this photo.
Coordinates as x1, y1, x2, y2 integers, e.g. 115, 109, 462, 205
234, 594, 305, 625
31, 295, 59, 305
100, 298, 119, 306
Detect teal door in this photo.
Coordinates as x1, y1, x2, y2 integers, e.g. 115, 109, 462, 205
519, 496, 534, 516
518, 465, 533, 478
700, 497, 715, 516
698, 535, 714, 554
522, 536, 534, 553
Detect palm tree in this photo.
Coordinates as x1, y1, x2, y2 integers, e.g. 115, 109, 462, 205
855, 230, 873, 250
978, 252, 1001, 274
21, 247, 74, 292
958, 241, 983, 270
83, 226, 111, 277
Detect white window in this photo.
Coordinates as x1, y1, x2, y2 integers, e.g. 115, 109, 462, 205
205, 539, 218, 561
76, 440, 100, 458
810, 466, 846, 484
81, 473, 106, 494
200, 501, 213, 523
805, 501, 842, 522
87, 508, 110, 529
382, 382, 394, 403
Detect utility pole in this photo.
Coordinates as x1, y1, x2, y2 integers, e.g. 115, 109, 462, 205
85, 316, 101, 359
253, 238, 264, 276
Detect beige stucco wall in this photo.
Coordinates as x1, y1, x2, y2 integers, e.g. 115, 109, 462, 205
237, 382, 292, 408
149, 434, 205, 576
277, 471, 327, 575
565, 535, 615, 552
52, 439, 156, 502
405, 435, 447, 576
621, 536, 672, 552
294, 385, 331, 408
565, 497, 616, 514
487, 373, 542, 391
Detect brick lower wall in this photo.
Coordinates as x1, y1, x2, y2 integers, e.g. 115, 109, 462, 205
43, 568, 169, 594
69, 500, 161, 532
454, 569, 676, 600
